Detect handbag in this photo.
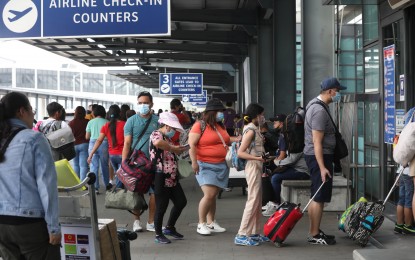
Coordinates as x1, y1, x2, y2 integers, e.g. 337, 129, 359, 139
117, 116, 155, 194
313, 101, 348, 161
105, 188, 148, 214
177, 159, 194, 178
214, 127, 232, 168
42, 120, 76, 161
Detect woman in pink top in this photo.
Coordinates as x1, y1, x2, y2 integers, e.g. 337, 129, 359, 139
87, 104, 125, 190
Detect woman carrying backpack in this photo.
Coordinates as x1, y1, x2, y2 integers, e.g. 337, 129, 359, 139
234, 103, 270, 246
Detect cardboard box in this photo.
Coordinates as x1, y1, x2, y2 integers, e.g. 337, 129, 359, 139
60, 218, 121, 260
98, 219, 122, 260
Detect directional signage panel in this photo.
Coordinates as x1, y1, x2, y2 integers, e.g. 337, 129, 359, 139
159, 73, 203, 95
183, 90, 207, 103
0, 0, 170, 39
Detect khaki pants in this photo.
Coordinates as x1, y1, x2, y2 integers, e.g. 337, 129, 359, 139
238, 160, 263, 236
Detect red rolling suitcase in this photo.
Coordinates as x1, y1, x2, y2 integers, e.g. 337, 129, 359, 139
263, 182, 325, 247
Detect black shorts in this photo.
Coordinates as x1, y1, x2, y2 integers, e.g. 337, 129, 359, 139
304, 154, 334, 203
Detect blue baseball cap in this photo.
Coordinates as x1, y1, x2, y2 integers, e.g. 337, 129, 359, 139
321, 77, 347, 91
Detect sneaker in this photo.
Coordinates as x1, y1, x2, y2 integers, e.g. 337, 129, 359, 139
197, 223, 211, 235
319, 229, 335, 240
133, 220, 143, 232
206, 220, 226, 233
394, 223, 404, 234
163, 227, 184, 239
307, 234, 336, 245
146, 222, 155, 232
155, 234, 171, 244
262, 201, 278, 211
262, 202, 279, 217
403, 225, 415, 235
249, 234, 271, 243
234, 235, 259, 246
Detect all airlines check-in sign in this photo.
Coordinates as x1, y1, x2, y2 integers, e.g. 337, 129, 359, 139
0, 0, 170, 39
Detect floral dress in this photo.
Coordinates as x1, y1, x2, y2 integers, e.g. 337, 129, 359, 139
149, 130, 178, 188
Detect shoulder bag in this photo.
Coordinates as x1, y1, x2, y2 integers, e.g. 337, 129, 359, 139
116, 116, 155, 194
105, 188, 148, 215
313, 101, 348, 161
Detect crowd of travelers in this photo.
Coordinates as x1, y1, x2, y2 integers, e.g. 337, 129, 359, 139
9, 76, 406, 259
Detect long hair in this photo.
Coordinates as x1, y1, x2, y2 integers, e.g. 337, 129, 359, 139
203, 110, 225, 130
74, 106, 86, 120
0, 92, 30, 160
244, 103, 264, 125
108, 105, 121, 148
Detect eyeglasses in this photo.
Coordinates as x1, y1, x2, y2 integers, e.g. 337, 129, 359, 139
32, 109, 37, 115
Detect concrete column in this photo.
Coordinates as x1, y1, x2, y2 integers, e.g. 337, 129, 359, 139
274, 0, 296, 115
258, 22, 274, 115
302, 1, 335, 104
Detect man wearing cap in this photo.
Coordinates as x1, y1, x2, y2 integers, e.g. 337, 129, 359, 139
303, 77, 347, 245
170, 98, 190, 145
270, 114, 287, 161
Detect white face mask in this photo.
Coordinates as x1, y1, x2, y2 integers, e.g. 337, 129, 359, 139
137, 104, 150, 115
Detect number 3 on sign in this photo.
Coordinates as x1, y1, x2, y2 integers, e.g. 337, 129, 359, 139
162, 74, 169, 84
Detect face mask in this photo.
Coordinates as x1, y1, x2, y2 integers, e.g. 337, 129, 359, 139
137, 104, 150, 115
216, 112, 224, 122
165, 129, 176, 139
331, 91, 341, 103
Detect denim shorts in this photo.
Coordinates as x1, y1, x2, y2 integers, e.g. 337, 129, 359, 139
304, 154, 333, 203
398, 175, 414, 208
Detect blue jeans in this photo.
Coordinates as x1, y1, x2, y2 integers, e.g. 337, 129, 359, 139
271, 168, 310, 204
110, 154, 123, 187
73, 143, 89, 181
88, 140, 109, 189
398, 175, 414, 208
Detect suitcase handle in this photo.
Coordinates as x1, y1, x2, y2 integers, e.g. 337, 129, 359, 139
302, 181, 325, 213
382, 166, 406, 206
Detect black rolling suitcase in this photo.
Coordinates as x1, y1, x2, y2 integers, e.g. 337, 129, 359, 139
117, 229, 137, 260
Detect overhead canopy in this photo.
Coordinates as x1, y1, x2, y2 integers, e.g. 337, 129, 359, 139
23, 0, 274, 94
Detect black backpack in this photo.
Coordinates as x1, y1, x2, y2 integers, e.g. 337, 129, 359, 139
282, 107, 305, 154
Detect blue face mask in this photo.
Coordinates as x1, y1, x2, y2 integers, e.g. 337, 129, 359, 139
165, 129, 176, 139
137, 104, 150, 115
331, 91, 341, 103
216, 112, 224, 122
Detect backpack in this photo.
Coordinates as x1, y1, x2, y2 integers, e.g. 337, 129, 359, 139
40, 120, 76, 161
227, 127, 255, 171
178, 120, 206, 160
283, 107, 305, 154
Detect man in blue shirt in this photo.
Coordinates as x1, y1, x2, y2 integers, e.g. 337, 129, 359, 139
123, 91, 159, 233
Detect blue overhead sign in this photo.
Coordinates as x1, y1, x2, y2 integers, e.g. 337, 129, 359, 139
0, 0, 170, 39
159, 73, 203, 95
183, 90, 207, 103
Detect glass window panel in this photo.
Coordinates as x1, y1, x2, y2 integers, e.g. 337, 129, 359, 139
60, 71, 81, 92
16, 68, 35, 88
37, 70, 57, 90
341, 38, 355, 51
363, 5, 378, 45
83, 73, 103, 93
296, 49, 302, 64
0, 68, 12, 86
338, 79, 355, 93
339, 52, 356, 65
339, 66, 356, 79
364, 46, 379, 92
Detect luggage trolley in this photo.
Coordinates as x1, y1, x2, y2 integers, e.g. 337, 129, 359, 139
58, 172, 102, 260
